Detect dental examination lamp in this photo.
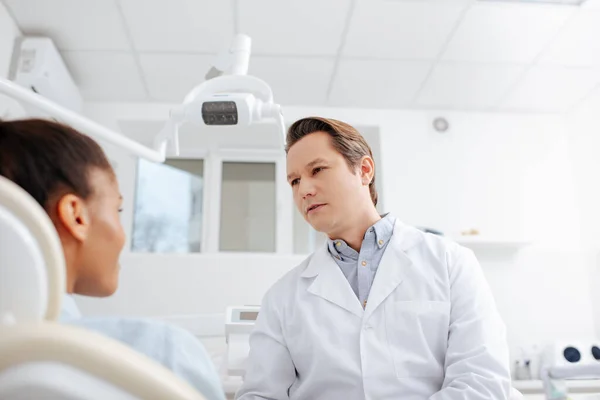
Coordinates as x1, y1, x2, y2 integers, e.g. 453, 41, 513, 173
154, 33, 286, 156
0, 33, 286, 162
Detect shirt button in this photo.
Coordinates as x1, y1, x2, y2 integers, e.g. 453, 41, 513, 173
335, 241, 341, 247
378, 239, 384, 245
361, 261, 367, 267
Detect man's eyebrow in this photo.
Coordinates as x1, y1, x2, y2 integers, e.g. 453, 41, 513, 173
287, 158, 328, 181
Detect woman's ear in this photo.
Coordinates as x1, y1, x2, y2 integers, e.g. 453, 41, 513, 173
55, 194, 91, 242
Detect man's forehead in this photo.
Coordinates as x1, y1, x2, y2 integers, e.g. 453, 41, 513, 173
287, 144, 336, 165
288, 150, 326, 166
287, 133, 338, 168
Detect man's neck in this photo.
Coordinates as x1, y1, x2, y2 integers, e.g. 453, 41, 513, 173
331, 207, 382, 252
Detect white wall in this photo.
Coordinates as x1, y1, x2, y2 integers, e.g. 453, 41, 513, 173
0, 3, 19, 79
77, 102, 598, 374
566, 91, 600, 337
378, 111, 596, 372
0, 2, 22, 118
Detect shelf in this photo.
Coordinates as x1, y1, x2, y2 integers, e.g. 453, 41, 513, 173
513, 379, 600, 394
453, 236, 531, 250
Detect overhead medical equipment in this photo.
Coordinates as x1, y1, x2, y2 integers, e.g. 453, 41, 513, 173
0, 78, 166, 162
154, 34, 286, 156
0, 33, 286, 163
224, 305, 260, 377
10, 37, 83, 114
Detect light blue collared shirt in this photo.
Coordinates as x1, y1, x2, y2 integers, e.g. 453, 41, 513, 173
327, 213, 396, 308
60, 296, 225, 400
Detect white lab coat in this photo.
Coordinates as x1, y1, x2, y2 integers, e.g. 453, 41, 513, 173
237, 220, 511, 400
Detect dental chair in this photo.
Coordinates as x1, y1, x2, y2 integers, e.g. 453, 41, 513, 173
0, 175, 207, 400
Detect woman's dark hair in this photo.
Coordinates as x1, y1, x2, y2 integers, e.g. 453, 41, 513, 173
0, 118, 112, 210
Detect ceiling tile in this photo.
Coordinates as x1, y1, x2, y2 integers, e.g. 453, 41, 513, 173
4, 0, 129, 50
343, 1, 466, 60
249, 57, 335, 106
570, 81, 600, 114
238, 0, 350, 56
139, 53, 215, 101
120, 0, 233, 52
500, 66, 600, 112
329, 59, 432, 108
583, 0, 600, 9
442, 3, 573, 64
416, 62, 526, 110
61, 51, 147, 101
539, 10, 600, 67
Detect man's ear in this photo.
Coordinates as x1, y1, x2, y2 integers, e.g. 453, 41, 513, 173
360, 156, 375, 185
55, 194, 91, 242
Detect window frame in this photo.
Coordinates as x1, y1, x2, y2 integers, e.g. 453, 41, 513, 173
164, 148, 293, 254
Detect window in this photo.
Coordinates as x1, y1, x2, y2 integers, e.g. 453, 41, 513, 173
131, 159, 204, 253
219, 162, 276, 252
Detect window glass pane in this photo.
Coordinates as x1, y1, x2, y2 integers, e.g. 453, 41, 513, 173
220, 162, 276, 252
131, 159, 204, 253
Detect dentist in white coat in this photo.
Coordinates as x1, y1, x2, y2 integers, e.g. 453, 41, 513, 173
236, 117, 511, 400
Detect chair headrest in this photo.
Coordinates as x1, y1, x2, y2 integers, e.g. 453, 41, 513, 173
0, 176, 65, 323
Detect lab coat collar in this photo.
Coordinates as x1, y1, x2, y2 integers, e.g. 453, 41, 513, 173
305, 246, 364, 318
301, 220, 423, 319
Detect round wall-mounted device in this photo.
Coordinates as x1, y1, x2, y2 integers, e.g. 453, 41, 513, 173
433, 117, 449, 133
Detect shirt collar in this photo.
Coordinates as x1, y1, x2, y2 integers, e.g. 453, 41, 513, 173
327, 213, 396, 261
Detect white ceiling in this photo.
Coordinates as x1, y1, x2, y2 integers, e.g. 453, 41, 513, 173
3, 0, 600, 113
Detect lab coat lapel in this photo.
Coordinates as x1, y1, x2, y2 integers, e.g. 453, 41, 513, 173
303, 245, 364, 318
364, 221, 417, 320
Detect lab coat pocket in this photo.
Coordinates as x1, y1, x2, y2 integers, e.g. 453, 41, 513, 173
385, 300, 450, 378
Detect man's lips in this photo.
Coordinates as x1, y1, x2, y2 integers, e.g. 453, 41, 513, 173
306, 203, 326, 214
